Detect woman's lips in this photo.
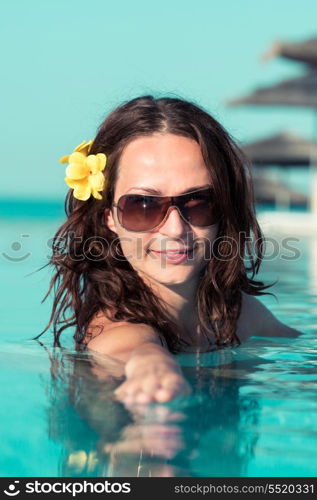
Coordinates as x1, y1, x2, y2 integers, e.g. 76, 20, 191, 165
150, 248, 194, 264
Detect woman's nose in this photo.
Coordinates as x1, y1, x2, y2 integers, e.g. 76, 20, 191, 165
157, 205, 189, 235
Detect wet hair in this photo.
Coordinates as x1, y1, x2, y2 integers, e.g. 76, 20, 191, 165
36, 94, 273, 352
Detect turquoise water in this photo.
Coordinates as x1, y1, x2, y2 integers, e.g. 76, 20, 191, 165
1, 207, 317, 477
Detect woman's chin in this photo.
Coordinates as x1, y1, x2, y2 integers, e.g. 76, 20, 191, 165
136, 265, 195, 286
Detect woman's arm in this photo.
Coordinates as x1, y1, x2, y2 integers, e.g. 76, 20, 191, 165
87, 322, 191, 404
237, 292, 302, 341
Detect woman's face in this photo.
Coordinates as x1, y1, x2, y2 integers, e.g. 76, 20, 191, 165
105, 133, 219, 286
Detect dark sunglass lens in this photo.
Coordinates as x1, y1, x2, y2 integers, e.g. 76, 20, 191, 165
119, 195, 165, 231
183, 191, 219, 226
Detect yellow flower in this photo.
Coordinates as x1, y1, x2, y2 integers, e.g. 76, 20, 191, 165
60, 140, 107, 201
66, 450, 98, 473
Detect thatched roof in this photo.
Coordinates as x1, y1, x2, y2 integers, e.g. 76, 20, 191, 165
253, 176, 308, 206
227, 71, 317, 108
261, 37, 317, 68
242, 131, 317, 166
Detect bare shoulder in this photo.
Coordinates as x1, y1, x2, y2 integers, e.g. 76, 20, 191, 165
84, 310, 128, 343
85, 310, 165, 360
236, 292, 302, 341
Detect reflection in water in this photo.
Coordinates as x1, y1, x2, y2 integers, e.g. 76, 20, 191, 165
42, 345, 261, 477
309, 236, 317, 292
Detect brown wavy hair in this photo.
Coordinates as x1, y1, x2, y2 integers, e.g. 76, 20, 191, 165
36, 94, 273, 353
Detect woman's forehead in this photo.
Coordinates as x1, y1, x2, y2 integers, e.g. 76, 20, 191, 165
116, 133, 209, 194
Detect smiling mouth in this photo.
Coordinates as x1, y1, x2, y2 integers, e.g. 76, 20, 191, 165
151, 249, 193, 255
150, 247, 193, 253
149, 248, 195, 261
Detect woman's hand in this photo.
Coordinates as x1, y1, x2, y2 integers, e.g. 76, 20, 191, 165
86, 321, 191, 405
114, 356, 191, 405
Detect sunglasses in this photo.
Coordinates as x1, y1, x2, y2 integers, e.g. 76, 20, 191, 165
112, 187, 219, 232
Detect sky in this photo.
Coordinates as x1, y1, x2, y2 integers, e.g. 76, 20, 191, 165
2, 0, 317, 200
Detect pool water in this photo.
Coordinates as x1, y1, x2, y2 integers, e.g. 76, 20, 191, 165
0, 212, 316, 477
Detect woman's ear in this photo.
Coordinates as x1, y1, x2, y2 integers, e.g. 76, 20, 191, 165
104, 208, 117, 234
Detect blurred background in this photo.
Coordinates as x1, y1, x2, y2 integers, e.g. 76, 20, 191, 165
1, 0, 317, 203
2, 0, 317, 341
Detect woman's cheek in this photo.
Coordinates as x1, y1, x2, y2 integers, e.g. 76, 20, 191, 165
203, 224, 219, 254
118, 235, 148, 264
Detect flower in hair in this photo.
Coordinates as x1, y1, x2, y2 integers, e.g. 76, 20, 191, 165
60, 140, 107, 201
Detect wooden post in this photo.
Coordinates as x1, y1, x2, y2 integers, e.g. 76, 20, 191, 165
309, 112, 317, 215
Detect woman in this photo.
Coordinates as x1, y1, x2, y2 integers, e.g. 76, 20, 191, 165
39, 95, 301, 405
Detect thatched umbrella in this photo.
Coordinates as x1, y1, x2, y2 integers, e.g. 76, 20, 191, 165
241, 131, 313, 209
261, 37, 317, 68
242, 131, 317, 166
227, 71, 317, 109
227, 71, 317, 212
226, 32, 317, 213
253, 176, 308, 208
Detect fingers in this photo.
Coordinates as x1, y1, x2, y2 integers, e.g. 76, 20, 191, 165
114, 373, 191, 405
